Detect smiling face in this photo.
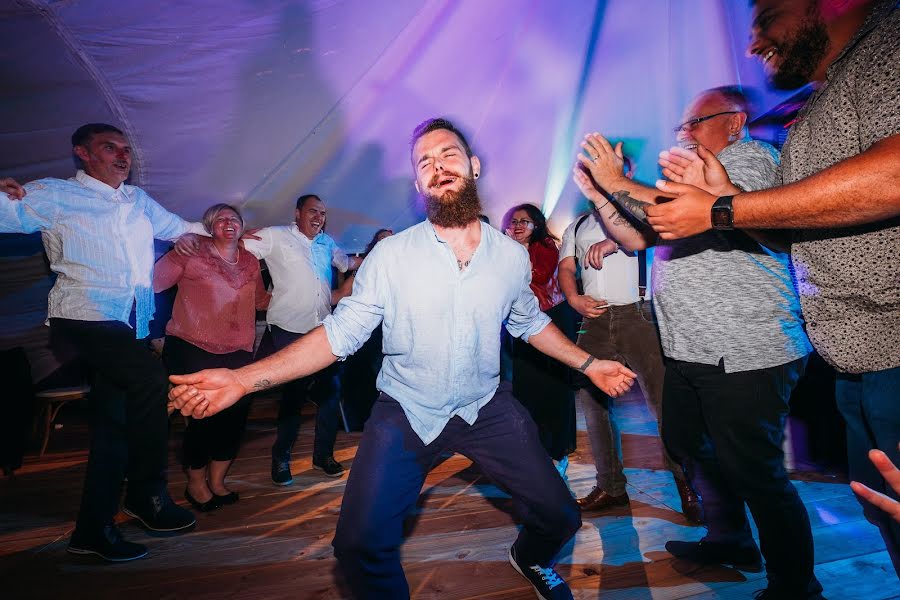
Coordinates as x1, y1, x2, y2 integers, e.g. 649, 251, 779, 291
412, 128, 480, 201
295, 197, 326, 239
676, 91, 745, 155
74, 131, 132, 188
748, 0, 831, 89
508, 209, 534, 245
210, 208, 243, 243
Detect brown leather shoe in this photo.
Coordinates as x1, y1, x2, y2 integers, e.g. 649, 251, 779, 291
576, 487, 629, 511
675, 478, 704, 525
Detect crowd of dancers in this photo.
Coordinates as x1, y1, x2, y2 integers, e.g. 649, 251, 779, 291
1, 1, 898, 599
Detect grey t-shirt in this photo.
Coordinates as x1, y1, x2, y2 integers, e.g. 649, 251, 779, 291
780, 0, 900, 374
653, 139, 812, 372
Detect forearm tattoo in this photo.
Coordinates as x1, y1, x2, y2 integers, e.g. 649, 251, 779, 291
608, 207, 638, 231
611, 191, 650, 223
252, 379, 273, 391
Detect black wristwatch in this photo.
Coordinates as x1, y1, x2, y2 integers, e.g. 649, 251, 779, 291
711, 195, 735, 230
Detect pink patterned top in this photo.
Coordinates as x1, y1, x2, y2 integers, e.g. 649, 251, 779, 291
153, 238, 270, 354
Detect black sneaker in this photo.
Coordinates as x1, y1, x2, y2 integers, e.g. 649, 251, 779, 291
67, 525, 148, 562
508, 546, 573, 600
666, 539, 763, 572
123, 494, 196, 533
312, 456, 345, 478
271, 456, 294, 486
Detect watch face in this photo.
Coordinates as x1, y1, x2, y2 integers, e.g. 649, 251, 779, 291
711, 207, 731, 228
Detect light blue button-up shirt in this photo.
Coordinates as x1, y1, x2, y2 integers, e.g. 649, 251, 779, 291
0, 171, 203, 338
323, 220, 551, 444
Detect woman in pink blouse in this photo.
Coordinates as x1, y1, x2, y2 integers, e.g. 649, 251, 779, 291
503, 203, 577, 480
154, 203, 269, 511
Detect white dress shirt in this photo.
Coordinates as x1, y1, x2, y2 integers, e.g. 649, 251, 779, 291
0, 170, 204, 338
559, 213, 640, 306
243, 224, 351, 334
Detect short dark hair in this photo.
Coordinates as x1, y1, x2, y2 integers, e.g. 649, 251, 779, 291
296, 194, 321, 210
71, 123, 124, 148
502, 203, 558, 244
410, 118, 473, 158
707, 85, 753, 118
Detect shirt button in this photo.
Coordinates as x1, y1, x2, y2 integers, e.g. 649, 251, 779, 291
808, 322, 817, 328
799, 277, 807, 283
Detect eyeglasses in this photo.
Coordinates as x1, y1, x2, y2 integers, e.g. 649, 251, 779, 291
509, 219, 534, 228
672, 111, 739, 134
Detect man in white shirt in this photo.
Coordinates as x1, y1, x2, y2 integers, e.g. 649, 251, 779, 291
0, 123, 201, 562
243, 195, 361, 483
559, 162, 701, 523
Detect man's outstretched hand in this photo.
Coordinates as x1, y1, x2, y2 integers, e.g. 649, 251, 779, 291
851, 444, 900, 524
585, 359, 637, 398
1, 177, 25, 200
168, 369, 248, 418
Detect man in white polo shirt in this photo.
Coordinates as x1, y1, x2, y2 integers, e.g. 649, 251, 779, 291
560, 158, 700, 524
243, 195, 360, 483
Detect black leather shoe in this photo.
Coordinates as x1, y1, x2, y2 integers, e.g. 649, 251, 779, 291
666, 539, 763, 572
674, 478, 704, 525
123, 494, 196, 533
213, 490, 239, 505
312, 456, 345, 477
68, 525, 148, 562
185, 488, 220, 512
576, 487, 629, 511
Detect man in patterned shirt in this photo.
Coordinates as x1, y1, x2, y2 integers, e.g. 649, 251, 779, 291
649, 0, 900, 580
576, 85, 819, 599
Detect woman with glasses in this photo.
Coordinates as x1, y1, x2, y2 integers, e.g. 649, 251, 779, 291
154, 203, 270, 512
503, 203, 577, 480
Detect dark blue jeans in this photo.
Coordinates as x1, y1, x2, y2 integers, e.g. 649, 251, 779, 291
662, 355, 820, 594
332, 383, 581, 599
269, 325, 342, 461
836, 366, 900, 577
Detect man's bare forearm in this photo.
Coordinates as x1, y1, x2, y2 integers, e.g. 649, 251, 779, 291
735, 135, 900, 229
234, 326, 338, 393
528, 322, 591, 369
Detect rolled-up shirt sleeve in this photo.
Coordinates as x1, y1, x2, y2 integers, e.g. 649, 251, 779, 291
322, 245, 386, 359
505, 250, 551, 342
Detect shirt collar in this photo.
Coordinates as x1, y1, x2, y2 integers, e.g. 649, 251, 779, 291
290, 222, 321, 245
75, 169, 133, 200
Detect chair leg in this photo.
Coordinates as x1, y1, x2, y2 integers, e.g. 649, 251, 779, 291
40, 402, 53, 457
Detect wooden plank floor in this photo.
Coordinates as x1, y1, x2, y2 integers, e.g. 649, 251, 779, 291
1, 389, 897, 600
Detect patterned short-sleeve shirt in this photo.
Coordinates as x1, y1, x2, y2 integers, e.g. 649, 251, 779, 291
779, 0, 900, 373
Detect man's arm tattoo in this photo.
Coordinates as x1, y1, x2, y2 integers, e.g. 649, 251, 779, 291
252, 379, 273, 391
611, 191, 650, 223
608, 207, 638, 231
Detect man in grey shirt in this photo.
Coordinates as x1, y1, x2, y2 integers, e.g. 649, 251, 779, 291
575, 86, 819, 599
650, 0, 900, 580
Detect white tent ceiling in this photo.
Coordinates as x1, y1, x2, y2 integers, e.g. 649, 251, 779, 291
1, 0, 791, 251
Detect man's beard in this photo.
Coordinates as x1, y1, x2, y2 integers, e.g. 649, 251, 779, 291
423, 175, 483, 228
772, 11, 830, 89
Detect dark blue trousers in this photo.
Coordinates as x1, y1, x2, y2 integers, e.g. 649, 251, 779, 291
836, 366, 900, 577
332, 383, 581, 599
269, 325, 342, 461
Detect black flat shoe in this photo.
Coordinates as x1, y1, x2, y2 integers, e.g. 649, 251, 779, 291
184, 488, 220, 512
213, 491, 239, 505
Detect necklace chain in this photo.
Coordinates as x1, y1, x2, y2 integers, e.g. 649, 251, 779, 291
212, 244, 239, 265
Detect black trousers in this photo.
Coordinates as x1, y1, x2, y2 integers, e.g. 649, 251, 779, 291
162, 336, 253, 469
50, 319, 170, 535
662, 355, 820, 593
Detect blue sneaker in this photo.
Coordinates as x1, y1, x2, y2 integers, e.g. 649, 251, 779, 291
508, 546, 573, 600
